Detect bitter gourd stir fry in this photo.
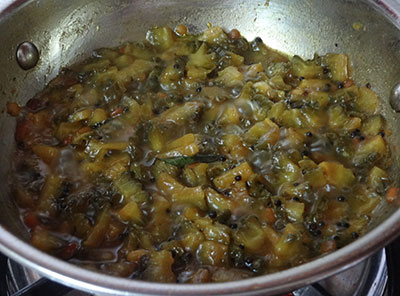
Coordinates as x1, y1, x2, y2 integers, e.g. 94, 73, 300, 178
9, 25, 393, 283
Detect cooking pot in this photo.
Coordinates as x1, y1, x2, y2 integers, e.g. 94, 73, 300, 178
0, 0, 400, 295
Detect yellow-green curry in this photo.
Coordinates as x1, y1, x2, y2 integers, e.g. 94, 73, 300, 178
8, 25, 392, 283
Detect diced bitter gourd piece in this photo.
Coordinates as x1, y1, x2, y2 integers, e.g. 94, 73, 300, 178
56, 121, 82, 140
253, 81, 273, 96
367, 166, 388, 192
319, 161, 355, 189
274, 223, 304, 261
117, 59, 155, 83
151, 159, 179, 179
95, 60, 154, 86
183, 206, 202, 221
284, 201, 305, 222
205, 188, 233, 214
157, 173, 207, 210
218, 106, 240, 125
196, 241, 228, 266
291, 55, 323, 79
233, 216, 267, 254
194, 218, 231, 245
362, 115, 384, 136
32, 145, 60, 165
186, 65, 208, 80
118, 201, 142, 224
331, 85, 359, 104
153, 101, 204, 128
301, 108, 326, 128
298, 159, 318, 170
148, 127, 166, 152
144, 250, 176, 283
280, 109, 308, 128
31, 227, 65, 252
213, 162, 254, 189
160, 133, 200, 157
220, 134, 249, 160
353, 135, 387, 166
187, 43, 216, 71
114, 173, 149, 204
182, 230, 205, 252
246, 63, 264, 78
82, 59, 111, 72
199, 26, 228, 45
244, 118, 280, 145
84, 209, 111, 247
88, 108, 108, 126
284, 128, 306, 148
127, 249, 149, 263
114, 54, 134, 69
146, 27, 176, 51
182, 163, 208, 187
325, 53, 350, 81
148, 195, 172, 243
307, 91, 329, 108
84, 140, 129, 159
37, 174, 62, 216
102, 153, 131, 180
120, 42, 154, 60
267, 101, 286, 121
328, 105, 348, 129
274, 155, 302, 185
70, 107, 93, 122
328, 105, 361, 131
215, 66, 244, 87
160, 63, 183, 87
229, 52, 245, 66
351, 188, 382, 215
359, 135, 387, 156
299, 79, 332, 91
355, 86, 379, 115
304, 167, 327, 188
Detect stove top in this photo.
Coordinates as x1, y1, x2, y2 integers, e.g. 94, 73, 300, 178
2, 238, 400, 296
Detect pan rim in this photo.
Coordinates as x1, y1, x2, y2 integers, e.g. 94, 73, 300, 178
0, 0, 399, 294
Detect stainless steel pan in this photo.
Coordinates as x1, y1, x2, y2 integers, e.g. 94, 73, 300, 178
0, 0, 399, 295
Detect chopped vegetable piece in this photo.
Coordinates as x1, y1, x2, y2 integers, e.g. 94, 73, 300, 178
157, 173, 207, 210
245, 118, 280, 146
386, 187, 399, 203
119, 201, 143, 224
355, 86, 379, 115
233, 216, 267, 254
7, 102, 21, 117
291, 55, 323, 78
162, 154, 224, 168
205, 188, 233, 214
213, 162, 254, 189
216, 66, 244, 87
32, 145, 60, 165
144, 250, 176, 282
284, 201, 305, 222
325, 53, 350, 82
319, 161, 355, 189
84, 209, 111, 248
196, 241, 228, 266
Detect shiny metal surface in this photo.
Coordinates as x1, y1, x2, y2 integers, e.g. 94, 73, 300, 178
5, 249, 389, 296
294, 249, 387, 296
0, 0, 399, 295
16, 41, 39, 70
390, 82, 400, 112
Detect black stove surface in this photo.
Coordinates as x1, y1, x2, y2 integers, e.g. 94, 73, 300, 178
1, 237, 400, 296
